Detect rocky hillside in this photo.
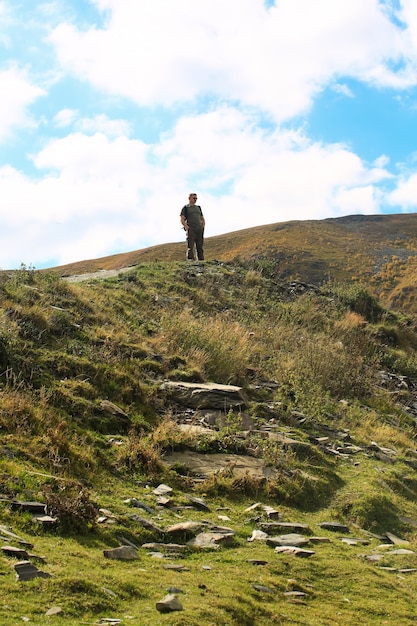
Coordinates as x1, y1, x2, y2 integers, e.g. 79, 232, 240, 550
0, 260, 417, 625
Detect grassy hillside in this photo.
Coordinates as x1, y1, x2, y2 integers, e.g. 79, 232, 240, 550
1, 260, 417, 624
50, 212, 417, 313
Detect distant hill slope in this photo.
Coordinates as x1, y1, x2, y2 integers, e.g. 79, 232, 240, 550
51, 212, 417, 312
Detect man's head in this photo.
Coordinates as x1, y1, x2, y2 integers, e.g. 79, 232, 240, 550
189, 193, 197, 205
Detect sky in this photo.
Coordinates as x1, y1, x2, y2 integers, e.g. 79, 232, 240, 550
1, 0, 417, 269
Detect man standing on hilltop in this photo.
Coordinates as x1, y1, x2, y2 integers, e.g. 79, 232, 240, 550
180, 193, 205, 261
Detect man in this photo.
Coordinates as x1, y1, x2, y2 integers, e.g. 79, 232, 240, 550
180, 193, 205, 261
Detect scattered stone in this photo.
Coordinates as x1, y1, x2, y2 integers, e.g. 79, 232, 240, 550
117, 536, 139, 550
252, 583, 274, 594
167, 587, 183, 594
128, 514, 164, 535
15, 560, 51, 581
142, 542, 188, 553
0, 525, 32, 547
153, 484, 173, 496
127, 498, 156, 515
284, 591, 308, 598
45, 607, 63, 616
162, 564, 190, 571
34, 515, 57, 525
188, 532, 235, 549
275, 547, 315, 557
248, 530, 268, 542
309, 537, 331, 544
389, 549, 415, 555
398, 568, 417, 574
319, 522, 350, 533
102, 588, 118, 597
156, 496, 173, 507
263, 505, 279, 519
385, 532, 409, 545
247, 559, 268, 566
10, 501, 46, 515
365, 554, 384, 562
266, 534, 309, 548
341, 537, 370, 546
2, 545, 30, 559
187, 495, 210, 511
218, 515, 231, 521
260, 522, 311, 533
99, 400, 128, 418
103, 546, 139, 561
166, 521, 203, 537
245, 503, 262, 512
155, 594, 183, 613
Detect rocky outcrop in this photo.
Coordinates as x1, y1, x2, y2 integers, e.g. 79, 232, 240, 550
160, 381, 248, 409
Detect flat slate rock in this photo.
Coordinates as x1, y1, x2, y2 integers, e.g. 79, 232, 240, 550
15, 560, 51, 581
188, 532, 235, 549
103, 546, 139, 561
160, 381, 248, 409
252, 584, 275, 594
319, 522, 350, 533
2, 545, 30, 559
260, 522, 311, 533
10, 501, 46, 515
267, 534, 309, 548
128, 514, 164, 534
155, 594, 183, 613
142, 542, 188, 553
165, 521, 203, 536
275, 546, 315, 557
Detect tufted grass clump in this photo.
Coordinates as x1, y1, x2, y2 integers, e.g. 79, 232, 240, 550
160, 309, 253, 384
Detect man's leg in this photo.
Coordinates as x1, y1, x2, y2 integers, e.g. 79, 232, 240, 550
195, 230, 204, 261
187, 229, 197, 260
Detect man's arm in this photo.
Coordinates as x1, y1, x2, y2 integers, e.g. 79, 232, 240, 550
180, 209, 189, 230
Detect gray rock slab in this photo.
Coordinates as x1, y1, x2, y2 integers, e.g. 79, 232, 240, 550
103, 546, 139, 561
188, 532, 235, 549
187, 495, 210, 511
267, 534, 309, 548
385, 532, 409, 545
163, 450, 277, 479
252, 584, 274, 594
2, 545, 30, 559
165, 521, 203, 536
153, 484, 173, 496
15, 560, 51, 581
248, 530, 268, 542
319, 522, 350, 533
142, 543, 188, 553
0, 526, 32, 547
274, 546, 315, 557
156, 594, 183, 613
160, 381, 248, 409
260, 522, 311, 533
128, 514, 164, 535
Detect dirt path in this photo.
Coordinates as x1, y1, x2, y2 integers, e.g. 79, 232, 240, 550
64, 266, 135, 283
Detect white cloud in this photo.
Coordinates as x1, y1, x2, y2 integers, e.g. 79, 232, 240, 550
53, 108, 78, 127
48, 0, 414, 121
0, 68, 45, 141
0, 107, 393, 268
387, 172, 417, 209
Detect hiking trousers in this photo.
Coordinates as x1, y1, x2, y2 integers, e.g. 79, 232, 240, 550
186, 228, 204, 260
